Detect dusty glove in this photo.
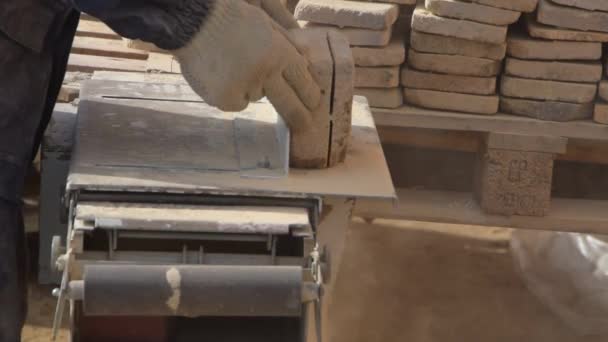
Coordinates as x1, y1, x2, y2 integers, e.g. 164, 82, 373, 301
173, 0, 321, 132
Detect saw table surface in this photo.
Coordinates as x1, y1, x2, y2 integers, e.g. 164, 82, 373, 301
67, 80, 395, 200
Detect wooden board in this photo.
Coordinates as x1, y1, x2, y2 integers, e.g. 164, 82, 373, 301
72, 37, 149, 60
68, 54, 146, 73
75, 20, 121, 40
66, 81, 395, 201
374, 105, 608, 141
355, 188, 608, 234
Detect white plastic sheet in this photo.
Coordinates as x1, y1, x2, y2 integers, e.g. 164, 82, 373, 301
511, 230, 608, 336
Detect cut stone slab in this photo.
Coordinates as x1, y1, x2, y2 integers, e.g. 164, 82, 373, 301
598, 81, 608, 101
470, 0, 538, 12
354, 87, 403, 108
507, 34, 602, 60
288, 29, 355, 169
594, 101, 608, 124
410, 30, 506, 60
505, 58, 602, 83
411, 7, 507, 44
526, 14, 608, 42
425, 0, 520, 26
501, 76, 597, 104
352, 37, 406, 66
355, 66, 400, 88
408, 49, 502, 77
538, 0, 608, 33
403, 88, 499, 114
302, 22, 392, 47
401, 67, 496, 95
500, 96, 594, 121
552, 0, 608, 12
294, 0, 399, 30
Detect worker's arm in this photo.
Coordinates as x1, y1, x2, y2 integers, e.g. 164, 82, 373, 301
71, 0, 321, 132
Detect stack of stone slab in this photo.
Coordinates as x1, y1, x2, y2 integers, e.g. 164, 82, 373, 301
295, 0, 416, 109
596, 63, 608, 125
402, 1, 537, 115
500, 0, 607, 121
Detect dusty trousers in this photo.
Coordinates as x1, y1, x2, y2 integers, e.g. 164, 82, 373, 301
0, 2, 79, 340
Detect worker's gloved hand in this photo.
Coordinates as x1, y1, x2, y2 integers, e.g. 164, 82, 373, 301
244, 0, 300, 29
173, 0, 321, 132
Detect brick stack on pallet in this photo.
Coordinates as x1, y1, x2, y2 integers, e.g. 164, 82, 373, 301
295, 0, 416, 109
402, 0, 537, 115
500, 0, 606, 122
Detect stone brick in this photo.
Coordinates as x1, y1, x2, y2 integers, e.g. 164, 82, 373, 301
526, 14, 608, 42
594, 101, 608, 124
470, 0, 538, 12
302, 22, 392, 47
505, 58, 602, 83
403, 88, 499, 114
500, 96, 594, 121
355, 66, 400, 88
295, 0, 399, 30
408, 49, 502, 77
411, 6, 507, 44
538, 0, 608, 33
352, 37, 406, 66
355, 88, 403, 108
552, 0, 608, 11
507, 34, 602, 60
598, 81, 608, 102
501, 76, 597, 104
425, 0, 520, 26
410, 30, 506, 60
401, 67, 496, 95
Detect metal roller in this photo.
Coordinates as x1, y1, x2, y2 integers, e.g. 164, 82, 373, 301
82, 265, 303, 317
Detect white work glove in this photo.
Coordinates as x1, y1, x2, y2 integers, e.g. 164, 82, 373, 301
245, 0, 300, 29
173, 0, 321, 132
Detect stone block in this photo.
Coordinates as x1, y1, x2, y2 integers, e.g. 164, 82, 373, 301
355, 87, 403, 108
403, 88, 499, 114
302, 22, 392, 47
552, 0, 608, 11
470, 0, 538, 12
505, 58, 602, 83
507, 33, 602, 60
401, 67, 496, 95
410, 30, 506, 60
599, 81, 608, 101
355, 66, 400, 88
501, 76, 597, 104
500, 96, 594, 121
412, 6, 507, 44
594, 101, 608, 124
538, 0, 608, 33
425, 0, 520, 26
526, 14, 608, 42
408, 49, 502, 77
352, 37, 406, 66
295, 0, 399, 29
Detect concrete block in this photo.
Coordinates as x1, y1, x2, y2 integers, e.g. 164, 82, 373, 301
408, 49, 502, 77
505, 58, 602, 83
470, 0, 538, 12
501, 76, 597, 104
355, 87, 403, 108
500, 96, 594, 121
295, 0, 399, 29
352, 37, 406, 66
355, 66, 400, 88
594, 101, 608, 124
552, 0, 608, 11
410, 30, 506, 60
538, 0, 608, 33
475, 133, 558, 217
425, 0, 520, 26
507, 34, 602, 60
526, 14, 608, 42
302, 21, 392, 47
401, 67, 496, 95
403, 88, 499, 114
412, 6, 507, 44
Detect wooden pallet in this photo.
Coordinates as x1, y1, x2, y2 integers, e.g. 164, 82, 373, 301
356, 105, 608, 234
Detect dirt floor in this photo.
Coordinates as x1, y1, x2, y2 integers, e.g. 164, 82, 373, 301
21, 216, 608, 342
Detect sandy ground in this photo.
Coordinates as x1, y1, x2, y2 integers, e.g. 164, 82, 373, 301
21, 216, 607, 341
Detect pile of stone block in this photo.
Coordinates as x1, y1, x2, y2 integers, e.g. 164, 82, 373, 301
295, 0, 416, 109
402, 0, 537, 115
500, 0, 607, 121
